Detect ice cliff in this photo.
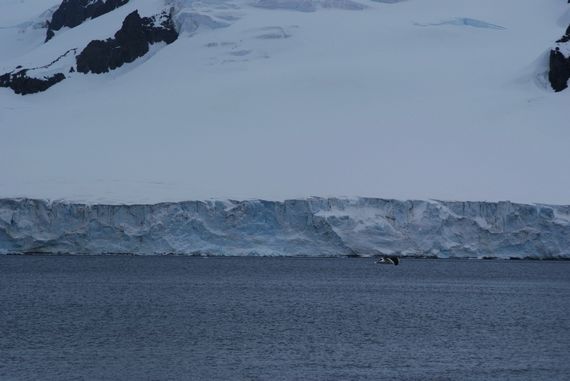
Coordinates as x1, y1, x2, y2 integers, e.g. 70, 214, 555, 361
1, 198, 569, 258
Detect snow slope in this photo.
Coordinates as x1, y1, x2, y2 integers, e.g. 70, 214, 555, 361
0, 0, 569, 205
1, 197, 569, 257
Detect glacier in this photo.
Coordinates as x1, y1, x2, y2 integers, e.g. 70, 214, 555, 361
1, 197, 569, 258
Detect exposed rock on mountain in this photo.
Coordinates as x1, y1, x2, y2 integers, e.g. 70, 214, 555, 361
548, 5, 570, 92
556, 24, 570, 44
0, 49, 77, 95
45, 0, 129, 42
76, 10, 179, 74
0, 70, 65, 95
1, 9, 179, 94
549, 46, 570, 92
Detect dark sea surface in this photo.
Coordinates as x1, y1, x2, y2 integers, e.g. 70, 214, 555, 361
1, 256, 569, 381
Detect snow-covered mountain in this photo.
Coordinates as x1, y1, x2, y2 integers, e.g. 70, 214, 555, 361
0, 1, 569, 258
1, 197, 569, 257
1, 0, 570, 95
0, 0, 569, 205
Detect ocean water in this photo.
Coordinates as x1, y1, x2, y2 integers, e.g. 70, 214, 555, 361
0, 256, 569, 381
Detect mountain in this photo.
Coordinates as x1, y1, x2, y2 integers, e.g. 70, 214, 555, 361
0, 1, 569, 217
2, 0, 570, 95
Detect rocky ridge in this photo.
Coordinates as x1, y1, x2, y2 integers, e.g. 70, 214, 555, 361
0, 0, 178, 95
45, 0, 130, 42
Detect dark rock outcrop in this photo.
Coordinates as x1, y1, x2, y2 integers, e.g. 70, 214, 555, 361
549, 22, 570, 92
2, 9, 178, 94
45, 0, 129, 42
76, 10, 178, 74
556, 24, 570, 44
0, 70, 65, 95
547, 1, 570, 92
549, 47, 570, 92
0, 49, 76, 95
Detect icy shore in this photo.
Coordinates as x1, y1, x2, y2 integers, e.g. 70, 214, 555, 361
1, 197, 569, 258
